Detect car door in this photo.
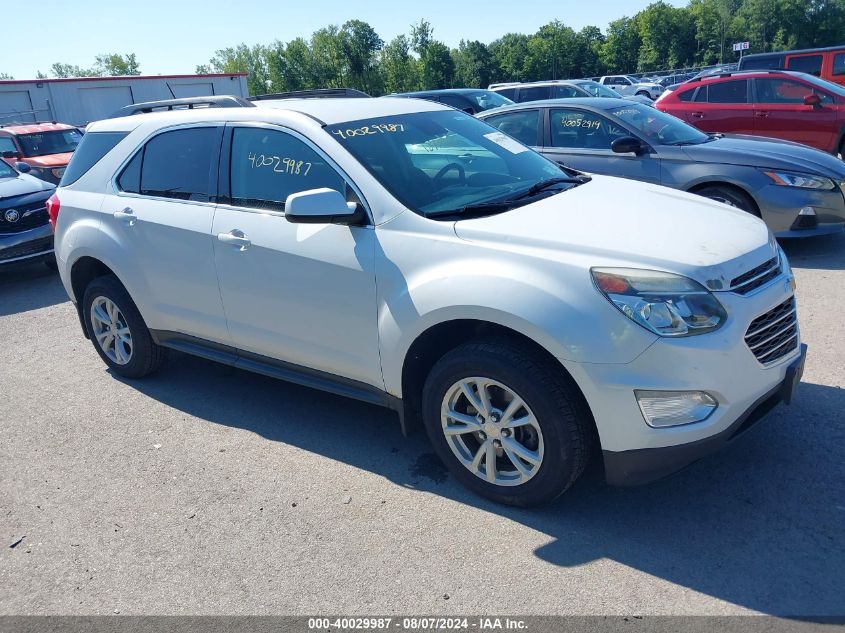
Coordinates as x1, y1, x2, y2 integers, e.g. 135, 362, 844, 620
753, 76, 837, 151
541, 107, 661, 184
107, 124, 230, 344
211, 123, 381, 388
684, 78, 753, 134
610, 77, 634, 96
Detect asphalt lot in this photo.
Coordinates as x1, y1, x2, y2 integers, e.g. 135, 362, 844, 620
1, 234, 843, 617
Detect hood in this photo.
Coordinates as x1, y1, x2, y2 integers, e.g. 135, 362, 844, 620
681, 135, 845, 179
0, 172, 55, 200
453, 175, 776, 289
23, 152, 73, 168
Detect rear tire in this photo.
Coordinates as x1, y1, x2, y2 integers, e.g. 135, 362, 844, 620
636, 90, 652, 99
421, 340, 592, 507
82, 274, 165, 378
695, 185, 760, 217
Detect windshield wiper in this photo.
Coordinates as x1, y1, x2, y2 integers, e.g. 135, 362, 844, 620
424, 200, 516, 219
513, 176, 590, 200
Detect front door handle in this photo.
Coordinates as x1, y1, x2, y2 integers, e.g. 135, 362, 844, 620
217, 229, 251, 251
691, 112, 705, 119
755, 111, 771, 118
113, 208, 136, 226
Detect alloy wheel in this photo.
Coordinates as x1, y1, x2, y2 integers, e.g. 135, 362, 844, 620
90, 296, 133, 365
440, 377, 544, 486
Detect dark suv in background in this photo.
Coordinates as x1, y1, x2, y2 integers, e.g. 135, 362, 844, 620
391, 89, 513, 114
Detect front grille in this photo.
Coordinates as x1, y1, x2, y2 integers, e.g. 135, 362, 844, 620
0, 200, 49, 235
744, 297, 799, 365
730, 256, 781, 295
0, 236, 53, 262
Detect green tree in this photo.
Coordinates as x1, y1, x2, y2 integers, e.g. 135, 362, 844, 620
341, 20, 384, 94
202, 44, 270, 95
489, 33, 531, 82
601, 17, 641, 74
379, 35, 420, 93
0, 72, 13, 79
452, 40, 495, 88
94, 53, 141, 76
410, 20, 454, 89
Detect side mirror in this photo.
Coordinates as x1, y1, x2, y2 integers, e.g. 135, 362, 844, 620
2, 150, 19, 159
611, 136, 645, 155
284, 188, 365, 225
803, 93, 821, 107
14, 161, 31, 174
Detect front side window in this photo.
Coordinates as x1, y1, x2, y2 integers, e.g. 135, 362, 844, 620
549, 109, 614, 149
755, 78, 832, 104
484, 109, 541, 146
467, 91, 514, 111
495, 88, 516, 100
704, 79, 749, 104
0, 159, 15, 178
439, 95, 471, 111
17, 129, 82, 157
120, 127, 218, 201
328, 111, 562, 216
553, 85, 583, 99
229, 127, 345, 211
787, 55, 823, 77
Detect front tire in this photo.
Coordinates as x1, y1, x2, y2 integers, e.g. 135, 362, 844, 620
695, 185, 759, 217
421, 341, 592, 507
636, 90, 652, 99
82, 274, 165, 378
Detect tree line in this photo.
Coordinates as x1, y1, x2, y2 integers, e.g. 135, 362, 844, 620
4, 1, 843, 93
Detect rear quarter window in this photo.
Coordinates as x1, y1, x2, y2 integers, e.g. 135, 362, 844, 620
60, 132, 127, 186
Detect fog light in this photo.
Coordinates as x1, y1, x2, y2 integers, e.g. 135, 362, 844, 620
798, 206, 816, 216
635, 390, 718, 428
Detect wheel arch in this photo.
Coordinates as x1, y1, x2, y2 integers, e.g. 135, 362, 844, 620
687, 180, 762, 217
398, 318, 596, 443
69, 256, 133, 339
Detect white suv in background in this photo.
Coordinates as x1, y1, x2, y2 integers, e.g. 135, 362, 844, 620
50, 96, 805, 506
598, 75, 665, 100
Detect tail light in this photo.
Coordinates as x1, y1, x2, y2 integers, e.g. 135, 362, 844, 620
46, 193, 60, 231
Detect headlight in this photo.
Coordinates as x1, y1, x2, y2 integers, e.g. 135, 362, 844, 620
591, 268, 727, 337
51, 167, 66, 179
762, 170, 835, 190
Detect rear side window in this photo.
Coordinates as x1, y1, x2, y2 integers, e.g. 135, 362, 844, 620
119, 127, 218, 202
495, 88, 516, 100
834, 53, 845, 77
740, 55, 783, 70
517, 86, 551, 102
677, 87, 696, 102
484, 110, 541, 146
61, 132, 127, 186
787, 55, 823, 77
553, 85, 582, 98
704, 80, 749, 104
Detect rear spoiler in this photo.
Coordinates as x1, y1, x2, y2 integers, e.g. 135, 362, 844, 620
109, 95, 254, 118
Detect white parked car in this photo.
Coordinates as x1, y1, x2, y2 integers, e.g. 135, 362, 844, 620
599, 75, 665, 100
50, 96, 805, 506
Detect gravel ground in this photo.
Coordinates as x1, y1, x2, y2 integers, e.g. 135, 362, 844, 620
0, 234, 843, 617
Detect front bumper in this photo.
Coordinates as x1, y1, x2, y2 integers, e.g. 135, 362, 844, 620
604, 344, 806, 485
0, 223, 54, 265
757, 181, 845, 237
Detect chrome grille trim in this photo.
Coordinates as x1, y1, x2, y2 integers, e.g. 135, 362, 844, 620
730, 256, 781, 295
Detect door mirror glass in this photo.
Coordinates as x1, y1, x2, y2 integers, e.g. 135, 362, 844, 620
611, 136, 644, 154
14, 161, 31, 173
284, 188, 361, 225
804, 93, 821, 106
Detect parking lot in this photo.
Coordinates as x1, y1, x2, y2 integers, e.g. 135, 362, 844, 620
0, 233, 843, 616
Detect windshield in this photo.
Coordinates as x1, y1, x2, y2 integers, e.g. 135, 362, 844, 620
0, 160, 16, 178
17, 129, 82, 157
576, 81, 620, 98
609, 103, 710, 145
467, 91, 514, 111
328, 111, 565, 216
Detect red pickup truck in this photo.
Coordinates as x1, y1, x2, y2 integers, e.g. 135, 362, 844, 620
0, 122, 82, 184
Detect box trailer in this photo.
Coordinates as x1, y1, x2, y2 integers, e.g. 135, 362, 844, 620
0, 73, 249, 126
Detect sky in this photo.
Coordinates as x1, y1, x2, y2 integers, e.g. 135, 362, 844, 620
4, 0, 687, 80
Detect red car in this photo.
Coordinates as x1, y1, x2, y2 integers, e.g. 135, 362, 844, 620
656, 70, 845, 156
0, 122, 82, 184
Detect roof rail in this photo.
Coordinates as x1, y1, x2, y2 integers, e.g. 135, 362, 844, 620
250, 88, 371, 101
686, 69, 788, 83
110, 95, 254, 118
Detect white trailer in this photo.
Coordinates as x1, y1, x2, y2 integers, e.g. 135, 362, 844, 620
0, 73, 249, 126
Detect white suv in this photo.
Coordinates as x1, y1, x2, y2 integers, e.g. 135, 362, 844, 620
599, 75, 665, 100
50, 96, 805, 506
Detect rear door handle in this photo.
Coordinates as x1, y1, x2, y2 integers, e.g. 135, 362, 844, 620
217, 229, 251, 251
755, 111, 770, 118
113, 208, 136, 226
691, 112, 704, 119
